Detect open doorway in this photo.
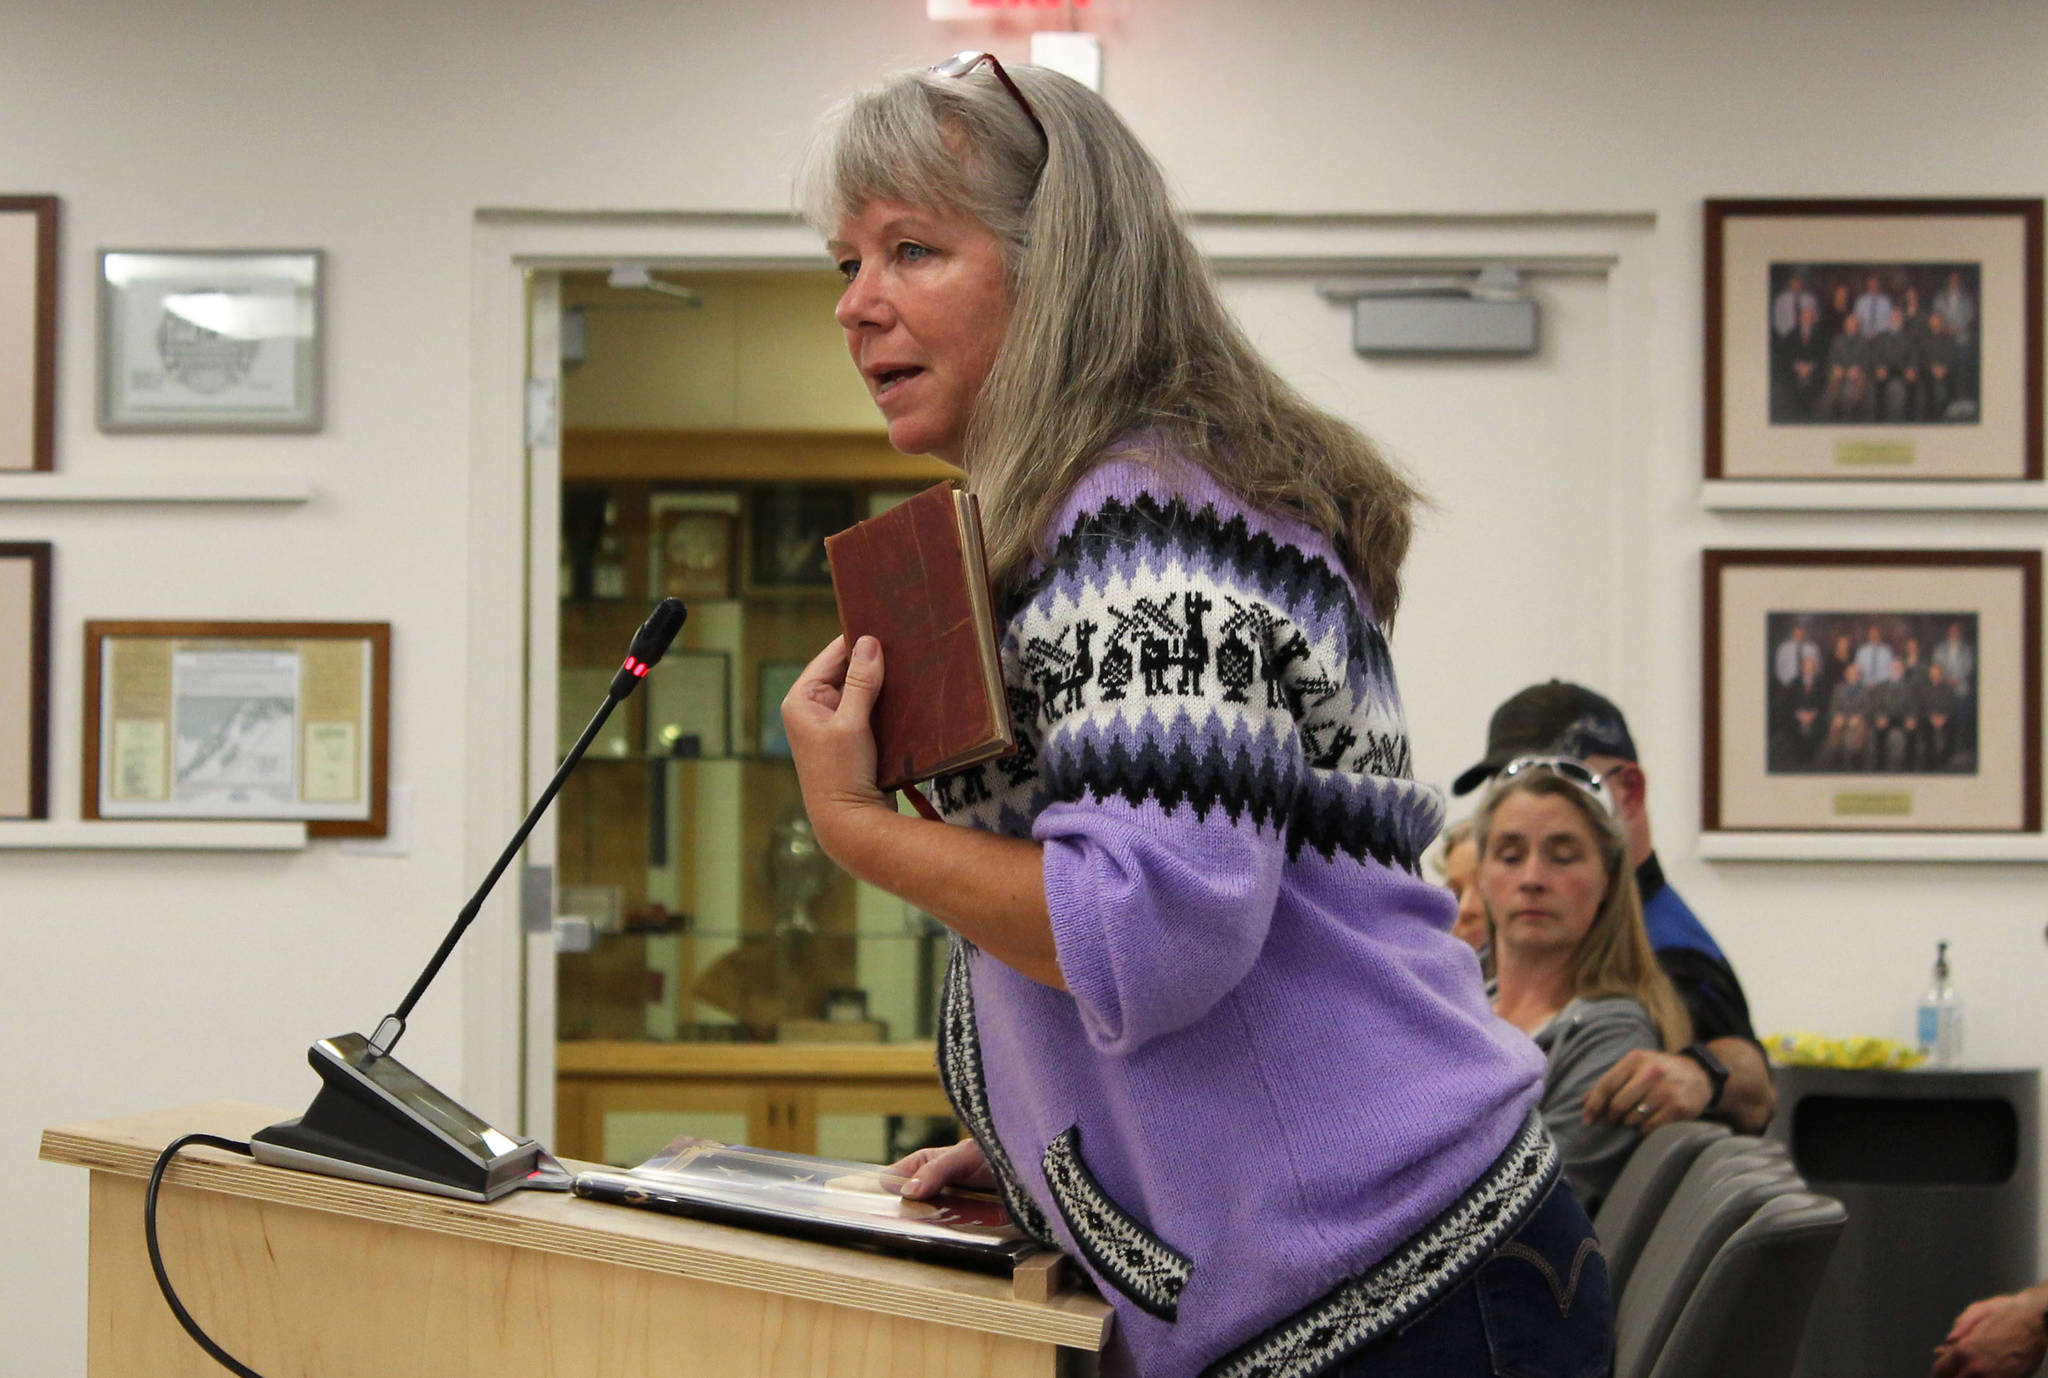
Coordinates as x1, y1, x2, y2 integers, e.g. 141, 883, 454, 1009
474, 212, 1649, 1172
545, 266, 965, 1169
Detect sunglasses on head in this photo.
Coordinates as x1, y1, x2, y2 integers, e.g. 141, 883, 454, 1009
1493, 755, 1617, 815
932, 51, 1049, 152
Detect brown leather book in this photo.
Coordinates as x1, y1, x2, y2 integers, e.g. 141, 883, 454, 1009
825, 481, 1015, 790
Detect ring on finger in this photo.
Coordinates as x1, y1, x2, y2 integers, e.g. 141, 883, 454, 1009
1633, 1101, 1652, 1118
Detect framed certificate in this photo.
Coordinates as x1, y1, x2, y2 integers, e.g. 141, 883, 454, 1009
0, 543, 52, 818
0, 197, 57, 471
83, 620, 389, 835
97, 248, 324, 432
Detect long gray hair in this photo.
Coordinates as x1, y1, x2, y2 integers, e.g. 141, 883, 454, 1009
797, 64, 1421, 623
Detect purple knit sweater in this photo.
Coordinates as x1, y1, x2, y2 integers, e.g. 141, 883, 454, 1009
929, 453, 1548, 1378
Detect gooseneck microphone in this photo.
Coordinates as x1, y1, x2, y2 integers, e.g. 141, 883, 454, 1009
368, 594, 692, 1058
247, 597, 689, 1203
611, 593, 689, 699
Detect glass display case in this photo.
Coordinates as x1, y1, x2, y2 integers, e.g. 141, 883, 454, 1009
554, 431, 963, 1165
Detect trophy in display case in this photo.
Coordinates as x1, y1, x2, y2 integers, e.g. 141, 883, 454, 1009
768, 804, 831, 937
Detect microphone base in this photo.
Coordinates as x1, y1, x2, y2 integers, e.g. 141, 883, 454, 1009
250, 1032, 567, 1203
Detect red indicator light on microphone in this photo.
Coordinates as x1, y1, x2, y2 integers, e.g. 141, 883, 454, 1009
622, 657, 649, 678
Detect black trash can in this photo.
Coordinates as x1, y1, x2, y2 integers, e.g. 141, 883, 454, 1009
1769, 1065, 2038, 1378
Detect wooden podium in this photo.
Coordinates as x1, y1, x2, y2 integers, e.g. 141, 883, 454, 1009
40, 1101, 1111, 1377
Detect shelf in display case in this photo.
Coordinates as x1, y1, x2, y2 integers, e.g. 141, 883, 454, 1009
574, 752, 784, 766
552, 1039, 954, 1161
577, 927, 932, 943
563, 429, 956, 484
558, 1039, 939, 1075
560, 594, 830, 610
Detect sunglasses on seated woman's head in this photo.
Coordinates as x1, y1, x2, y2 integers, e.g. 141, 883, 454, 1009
1492, 755, 1617, 815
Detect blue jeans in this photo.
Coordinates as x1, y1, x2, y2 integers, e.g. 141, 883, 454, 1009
1325, 1179, 1613, 1377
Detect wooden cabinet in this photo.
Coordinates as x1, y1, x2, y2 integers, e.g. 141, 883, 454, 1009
555, 431, 966, 1162
558, 430, 958, 1043
555, 1041, 956, 1163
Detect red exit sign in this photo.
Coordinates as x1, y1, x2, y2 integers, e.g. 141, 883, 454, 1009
928, 0, 1090, 14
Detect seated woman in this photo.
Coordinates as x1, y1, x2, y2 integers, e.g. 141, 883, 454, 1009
1475, 757, 1692, 1210
1432, 815, 1493, 969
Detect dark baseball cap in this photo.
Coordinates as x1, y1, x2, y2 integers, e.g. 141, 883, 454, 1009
1450, 680, 1639, 796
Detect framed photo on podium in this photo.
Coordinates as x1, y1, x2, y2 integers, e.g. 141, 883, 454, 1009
83, 619, 389, 836
0, 543, 52, 819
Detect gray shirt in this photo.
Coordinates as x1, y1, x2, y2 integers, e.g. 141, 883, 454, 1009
1531, 995, 1661, 1210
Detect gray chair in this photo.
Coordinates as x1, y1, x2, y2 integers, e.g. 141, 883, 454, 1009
1643, 1191, 1849, 1378
1691, 1132, 1791, 1175
1613, 1147, 1805, 1378
1612, 1132, 1793, 1283
1595, 1120, 1731, 1296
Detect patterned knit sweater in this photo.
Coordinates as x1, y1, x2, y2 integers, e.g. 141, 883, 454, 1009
930, 452, 1549, 1378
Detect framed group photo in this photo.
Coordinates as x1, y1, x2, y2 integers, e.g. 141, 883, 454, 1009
98, 248, 324, 432
0, 543, 52, 819
1704, 198, 2044, 482
1, 196, 57, 472
1702, 549, 2041, 835
83, 620, 389, 836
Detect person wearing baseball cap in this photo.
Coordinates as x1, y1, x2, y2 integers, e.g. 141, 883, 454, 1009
1454, 681, 1776, 1135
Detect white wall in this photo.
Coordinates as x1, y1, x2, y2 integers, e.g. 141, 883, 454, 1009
5, 2, 2047, 1371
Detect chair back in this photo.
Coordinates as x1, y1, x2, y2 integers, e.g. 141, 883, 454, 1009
1613, 1146, 1804, 1378
1595, 1120, 1731, 1295
1644, 1192, 1849, 1378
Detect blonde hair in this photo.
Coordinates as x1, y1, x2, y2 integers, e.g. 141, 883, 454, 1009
1430, 814, 1476, 879
797, 64, 1422, 623
1474, 770, 1691, 1051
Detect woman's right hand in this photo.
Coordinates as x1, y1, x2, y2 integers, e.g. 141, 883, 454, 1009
887, 1137, 994, 1200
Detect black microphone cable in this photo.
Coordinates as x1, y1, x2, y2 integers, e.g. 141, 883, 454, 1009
146, 1134, 269, 1378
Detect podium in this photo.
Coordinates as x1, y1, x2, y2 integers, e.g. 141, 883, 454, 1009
40, 1101, 1112, 1377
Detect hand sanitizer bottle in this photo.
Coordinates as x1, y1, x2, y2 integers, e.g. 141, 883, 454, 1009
1916, 941, 1962, 1068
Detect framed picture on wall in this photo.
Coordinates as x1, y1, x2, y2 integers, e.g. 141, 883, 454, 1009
1704, 198, 2044, 483
1702, 549, 2041, 835
558, 666, 637, 759
0, 197, 57, 472
97, 248, 324, 432
649, 498, 737, 602
83, 620, 389, 835
645, 650, 731, 758
0, 543, 52, 819
745, 487, 856, 592
756, 661, 804, 759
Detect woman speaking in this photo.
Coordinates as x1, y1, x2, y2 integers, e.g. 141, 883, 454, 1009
779, 54, 1612, 1377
